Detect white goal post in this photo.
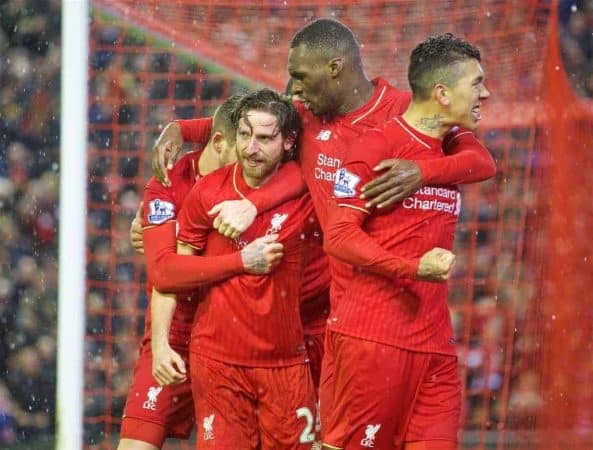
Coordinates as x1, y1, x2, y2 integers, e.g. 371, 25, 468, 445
57, 1, 89, 449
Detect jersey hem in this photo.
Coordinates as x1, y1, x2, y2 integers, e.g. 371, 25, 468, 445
327, 325, 457, 357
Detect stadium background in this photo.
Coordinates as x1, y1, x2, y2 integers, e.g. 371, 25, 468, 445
1, 0, 592, 449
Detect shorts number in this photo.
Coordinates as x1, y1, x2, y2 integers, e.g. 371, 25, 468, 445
296, 406, 315, 443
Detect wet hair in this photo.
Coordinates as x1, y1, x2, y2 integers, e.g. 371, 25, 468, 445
290, 18, 360, 60
232, 88, 300, 141
232, 88, 301, 161
212, 93, 244, 145
408, 33, 482, 101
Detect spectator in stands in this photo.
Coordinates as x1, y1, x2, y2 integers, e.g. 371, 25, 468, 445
0, 0, 61, 445
560, 0, 593, 96
0, 381, 17, 445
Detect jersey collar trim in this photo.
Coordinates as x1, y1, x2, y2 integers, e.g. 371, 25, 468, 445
393, 117, 441, 149
232, 163, 248, 200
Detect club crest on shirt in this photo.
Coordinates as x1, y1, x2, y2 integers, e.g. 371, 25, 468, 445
148, 199, 175, 224
266, 213, 288, 235
333, 168, 360, 198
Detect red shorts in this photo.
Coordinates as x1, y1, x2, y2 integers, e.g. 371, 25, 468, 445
320, 331, 461, 449
304, 329, 325, 391
191, 353, 317, 449
120, 345, 194, 447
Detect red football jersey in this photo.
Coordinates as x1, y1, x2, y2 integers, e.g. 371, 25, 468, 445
178, 80, 495, 317
177, 163, 316, 367
326, 116, 461, 355
141, 150, 203, 349
297, 78, 412, 308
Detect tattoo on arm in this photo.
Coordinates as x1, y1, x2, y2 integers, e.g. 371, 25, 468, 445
242, 241, 269, 273
255, 243, 268, 272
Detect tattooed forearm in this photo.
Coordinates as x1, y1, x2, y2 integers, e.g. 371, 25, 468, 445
253, 244, 268, 272
240, 235, 283, 275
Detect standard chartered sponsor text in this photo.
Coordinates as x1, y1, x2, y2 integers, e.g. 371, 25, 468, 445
402, 196, 456, 213
403, 186, 460, 214
316, 152, 342, 181
416, 186, 458, 199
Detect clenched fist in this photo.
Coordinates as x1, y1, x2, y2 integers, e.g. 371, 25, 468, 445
416, 247, 456, 282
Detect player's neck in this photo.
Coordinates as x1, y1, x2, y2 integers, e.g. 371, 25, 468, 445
402, 103, 448, 139
336, 75, 375, 115
198, 144, 222, 176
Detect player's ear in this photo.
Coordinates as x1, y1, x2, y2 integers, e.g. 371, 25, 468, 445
328, 57, 344, 78
282, 134, 296, 152
435, 83, 450, 106
211, 131, 225, 154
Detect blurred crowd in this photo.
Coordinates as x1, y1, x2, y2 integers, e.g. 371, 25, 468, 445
560, 0, 593, 97
0, 0, 61, 445
0, 0, 591, 448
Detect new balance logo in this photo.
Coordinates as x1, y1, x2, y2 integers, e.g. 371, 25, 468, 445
316, 130, 331, 141
142, 386, 163, 411
203, 413, 215, 441
360, 424, 381, 447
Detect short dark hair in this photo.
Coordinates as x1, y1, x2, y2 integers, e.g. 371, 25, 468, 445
408, 33, 482, 101
232, 88, 301, 144
212, 93, 244, 145
290, 18, 360, 59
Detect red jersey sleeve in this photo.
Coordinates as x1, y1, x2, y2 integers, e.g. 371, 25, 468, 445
415, 127, 496, 185
142, 183, 177, 227
324, 130, 419, 280
143, 178, 244, 292
246, 161, 306, 213
144, 222, 243, 292
323, 204, 419, 280
175, 117, 213, 144
176, 179, 213, 250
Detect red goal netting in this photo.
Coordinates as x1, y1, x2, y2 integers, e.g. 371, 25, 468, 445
85, 1, 593, 449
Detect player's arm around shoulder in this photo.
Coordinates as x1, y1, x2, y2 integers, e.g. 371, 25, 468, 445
356, 121, 425, 209
414, 126, 497, 186
208, 161, 307, 240
152, 117, 213, 186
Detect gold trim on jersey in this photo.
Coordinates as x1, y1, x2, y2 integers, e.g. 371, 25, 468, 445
393, 117, 431, 149
232, 163, 248, 200
351, 85, 387, 125
338, 203, 370, 215
444, 130, 473, 149
321, 443, 344, 450
176, 240, 202, 252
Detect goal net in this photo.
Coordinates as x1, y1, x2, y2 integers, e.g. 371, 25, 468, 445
83, 1, 593, 448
